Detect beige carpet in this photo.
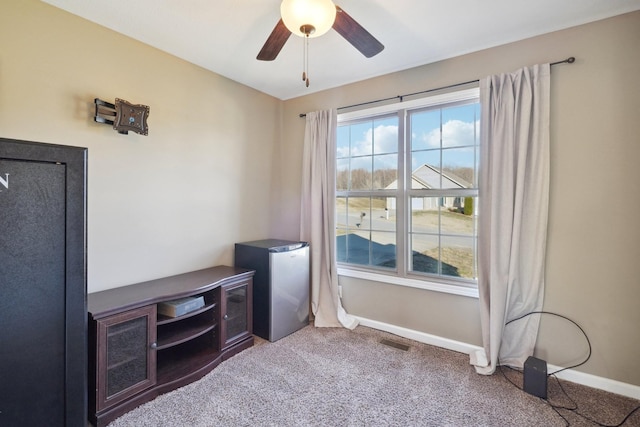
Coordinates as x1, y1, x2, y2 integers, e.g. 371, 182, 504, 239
107, 325, 639, 426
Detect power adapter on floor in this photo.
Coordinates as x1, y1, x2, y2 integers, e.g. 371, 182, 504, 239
523, 356, 548, 399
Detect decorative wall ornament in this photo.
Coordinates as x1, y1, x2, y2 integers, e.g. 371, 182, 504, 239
94, 98, 149, 135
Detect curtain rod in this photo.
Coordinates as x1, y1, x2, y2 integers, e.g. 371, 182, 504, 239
299, 56, 575, 118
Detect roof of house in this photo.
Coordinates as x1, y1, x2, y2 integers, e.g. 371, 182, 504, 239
385, 164, 472, 190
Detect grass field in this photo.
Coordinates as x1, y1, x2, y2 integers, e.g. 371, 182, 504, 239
422, 246, 474, 279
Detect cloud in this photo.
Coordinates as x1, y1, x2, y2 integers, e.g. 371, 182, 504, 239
417, 119, 477, 148
346, 124, 398, 157
340, 118, 478, 171
370, 125, 398, 154
338, 123, 398, 170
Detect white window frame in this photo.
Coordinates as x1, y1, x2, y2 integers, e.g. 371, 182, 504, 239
336, 87, 480, 298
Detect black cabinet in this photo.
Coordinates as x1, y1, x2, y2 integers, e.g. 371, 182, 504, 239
88, 266, 254, 427
0, 138, 87, 427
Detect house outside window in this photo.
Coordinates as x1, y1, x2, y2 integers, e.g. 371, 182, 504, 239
336, 88, 480, 295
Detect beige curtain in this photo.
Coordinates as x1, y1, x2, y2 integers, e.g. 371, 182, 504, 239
470, 64, 551, 374
300, 110, 358, 329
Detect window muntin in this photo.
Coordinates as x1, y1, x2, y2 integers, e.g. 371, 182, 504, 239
336, 115, 398, 192
407, 101, 479, 281
337, 89, 479, 287
336, 114, 399, 269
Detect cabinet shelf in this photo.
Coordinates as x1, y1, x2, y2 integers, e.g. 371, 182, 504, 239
156, 320, 217, 350
225, 314, 244, 323
107, 354, 144, 371
156, 334, 220, 386
157, 302, 217, 325
107, 322, 141, 338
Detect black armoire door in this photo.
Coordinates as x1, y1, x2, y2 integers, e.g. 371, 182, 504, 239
0, 138, 87, 426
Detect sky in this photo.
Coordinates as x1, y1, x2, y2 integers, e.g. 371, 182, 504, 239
337, 102, 480, 185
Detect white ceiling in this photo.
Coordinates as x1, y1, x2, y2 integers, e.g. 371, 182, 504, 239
41, 0, 640, 100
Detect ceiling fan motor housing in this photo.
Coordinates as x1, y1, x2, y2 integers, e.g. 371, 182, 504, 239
300, 24, 316, 36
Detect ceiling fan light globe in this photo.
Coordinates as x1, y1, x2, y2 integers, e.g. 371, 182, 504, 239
280, 0, 336, 38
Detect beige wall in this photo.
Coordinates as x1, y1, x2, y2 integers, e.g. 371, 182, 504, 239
0, 0, 282, 291
279, 12, 640, 386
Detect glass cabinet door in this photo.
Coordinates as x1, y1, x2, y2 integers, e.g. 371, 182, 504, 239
96, 305, 157, 411
221, 281, 252, 348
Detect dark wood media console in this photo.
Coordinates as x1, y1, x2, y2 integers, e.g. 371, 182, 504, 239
88, 266, 254, 427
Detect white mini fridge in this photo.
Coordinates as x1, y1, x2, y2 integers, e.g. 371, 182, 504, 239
234, 239, 310, 342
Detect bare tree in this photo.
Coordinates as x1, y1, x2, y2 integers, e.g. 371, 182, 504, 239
338, 168, 397, 190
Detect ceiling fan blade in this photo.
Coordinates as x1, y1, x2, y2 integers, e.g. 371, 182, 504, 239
257, 19, 292, 61
333, 6, 384, 58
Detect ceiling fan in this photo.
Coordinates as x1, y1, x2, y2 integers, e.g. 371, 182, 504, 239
257, 0, 384, 86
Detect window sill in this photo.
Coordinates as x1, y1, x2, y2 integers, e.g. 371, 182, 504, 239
337, 267, 479, 299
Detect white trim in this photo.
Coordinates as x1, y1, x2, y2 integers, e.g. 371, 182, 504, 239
338, 267, 479, 299
336, 87, 481, 298
548, 364, 640, 400
354, 316, 640, 400
355, 316, 483, 355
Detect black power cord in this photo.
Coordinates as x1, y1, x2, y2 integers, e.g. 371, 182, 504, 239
549, 374, 640, 427
498, 311, 640, 426
505, 311, 592, 376
499, 360, 640, 427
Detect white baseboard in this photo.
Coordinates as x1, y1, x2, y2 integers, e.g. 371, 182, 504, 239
355, 316, 484, 355
354, 316, 640, 400
548, 364, 640, 400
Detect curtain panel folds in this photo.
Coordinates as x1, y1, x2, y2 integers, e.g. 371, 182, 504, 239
470, 64, 551, 374
300, 109, 358, 329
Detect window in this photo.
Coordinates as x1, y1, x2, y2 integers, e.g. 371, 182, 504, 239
336, 89, 480, 291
